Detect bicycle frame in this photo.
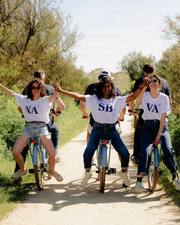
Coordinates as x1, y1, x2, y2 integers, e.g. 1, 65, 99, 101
96, 139, 112, 169
148, 144, 161, 192
153, 145, 159, 167
28, 138, 47, 166
96, 139, 117, 193
28, 137, 48, 190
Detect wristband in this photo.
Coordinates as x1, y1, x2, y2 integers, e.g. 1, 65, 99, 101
138, 86, 143, 90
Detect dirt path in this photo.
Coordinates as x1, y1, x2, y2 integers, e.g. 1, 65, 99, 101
1, 113, 180, 225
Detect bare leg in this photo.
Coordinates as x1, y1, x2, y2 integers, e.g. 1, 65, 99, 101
13, 135, 29, 172
40, 135, 55, 174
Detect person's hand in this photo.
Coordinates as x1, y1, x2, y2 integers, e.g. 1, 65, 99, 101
154, 133, 161, 145
117, 114, 124, 121
55, 107, 62, 116
54, 82, 61, 92
128, 108, 134, 115
142, 77, 151, 86
82, 112, 89, 119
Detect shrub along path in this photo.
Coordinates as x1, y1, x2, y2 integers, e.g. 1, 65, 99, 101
1, 112, 180, 225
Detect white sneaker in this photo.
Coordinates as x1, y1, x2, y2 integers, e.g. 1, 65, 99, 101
49, 171, 63, 182
119, 171, 130, 187
55, 155, 60, 162
81, 172, 92, 187
11, 169, 27, 180
135, 182, 143, 193
172, 178, 180, 191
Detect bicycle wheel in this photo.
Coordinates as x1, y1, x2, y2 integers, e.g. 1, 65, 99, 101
34, 146, 44, 190
148, 152, 158, 192
100, 153, 106, 193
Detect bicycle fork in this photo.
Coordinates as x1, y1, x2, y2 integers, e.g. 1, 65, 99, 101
28, 138, 42, 166
153, 145, 159, 167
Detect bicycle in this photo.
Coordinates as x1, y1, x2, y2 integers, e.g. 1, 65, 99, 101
148, 143, 161, 192
96, 139, 116, 193
28, 137, 49, 190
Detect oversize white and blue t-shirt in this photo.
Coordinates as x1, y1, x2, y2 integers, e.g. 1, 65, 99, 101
85, 94, 127, 124
139, 92, 171, 121
15, 94, 51, 124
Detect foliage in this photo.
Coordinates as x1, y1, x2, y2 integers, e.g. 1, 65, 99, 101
0, 0, 85, 90
161, 14, 180, 43
158, 45, 180, 116
158, 162, 180, 206
118, 51, 156, 81
167, 113, 180, 157
0, 89, 24, 159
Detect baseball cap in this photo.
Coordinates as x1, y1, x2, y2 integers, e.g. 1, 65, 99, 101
98, 70, 114, 79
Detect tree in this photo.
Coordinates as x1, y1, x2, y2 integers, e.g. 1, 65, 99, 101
158, 45, 180, 116
161, 14, 180, 42
118, 51, 156, 81
0, 0, 84, 88
159, 14, 180, 116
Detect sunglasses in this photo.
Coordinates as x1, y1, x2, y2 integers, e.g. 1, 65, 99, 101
150, 79, 158, 83
32, 86, 40, 90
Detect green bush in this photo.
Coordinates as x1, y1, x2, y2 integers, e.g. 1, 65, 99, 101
0, 92, 24, 160
168, 113, 180, 158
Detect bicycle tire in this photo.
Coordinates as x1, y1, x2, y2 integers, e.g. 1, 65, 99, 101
100, 153, 106, 193
148, 166, 158, 192
34, 146, 44, 190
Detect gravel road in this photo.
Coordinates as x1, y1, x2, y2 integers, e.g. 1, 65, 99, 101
1, 113, 180, 225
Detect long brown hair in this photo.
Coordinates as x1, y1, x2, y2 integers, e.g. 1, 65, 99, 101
24, 78, 47, 100
96, 76, 116, 99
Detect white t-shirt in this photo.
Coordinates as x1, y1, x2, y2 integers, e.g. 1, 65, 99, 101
85, 94, 127, 124
15, 94, 51, 123
139, 92, 171, 121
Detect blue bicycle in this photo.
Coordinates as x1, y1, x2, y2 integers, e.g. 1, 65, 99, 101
96, 139, 116, 193
148, 144, 161, 192
28, 137, 49, 190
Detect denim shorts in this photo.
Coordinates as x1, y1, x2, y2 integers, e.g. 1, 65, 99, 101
22, 123, 49, 139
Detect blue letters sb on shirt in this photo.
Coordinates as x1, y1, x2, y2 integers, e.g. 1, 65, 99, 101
98, 103, 113, 112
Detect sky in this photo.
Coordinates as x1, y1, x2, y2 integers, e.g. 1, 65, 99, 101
59, 0, 180, 73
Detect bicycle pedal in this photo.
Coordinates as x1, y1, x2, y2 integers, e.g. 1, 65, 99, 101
106, 170, 111, 175
29, 169, 34, 173
109, 168, 116, 174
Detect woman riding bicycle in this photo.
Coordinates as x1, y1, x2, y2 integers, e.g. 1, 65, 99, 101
54, 73, 149, 187
0, 78, 63, 181
135, 74, 180, 192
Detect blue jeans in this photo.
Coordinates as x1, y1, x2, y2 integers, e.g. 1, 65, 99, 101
138, 120, 178, 176
84, 122, 130, 170
46, 118, 60, 155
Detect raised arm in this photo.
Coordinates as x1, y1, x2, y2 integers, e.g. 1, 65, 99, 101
80, 101, 89, 119
136, 85, 147, 106
54, 83, 86, 102
126, 78, 150, 103
55, 97, 66, 115
0, 83, 16, 98
49, 89, 59, 103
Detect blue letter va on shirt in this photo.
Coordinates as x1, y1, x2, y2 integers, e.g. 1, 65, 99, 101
25, 106, 38, 114
147, 103, 159, 113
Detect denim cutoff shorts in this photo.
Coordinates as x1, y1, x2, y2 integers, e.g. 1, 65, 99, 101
22, 123, 49, 139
